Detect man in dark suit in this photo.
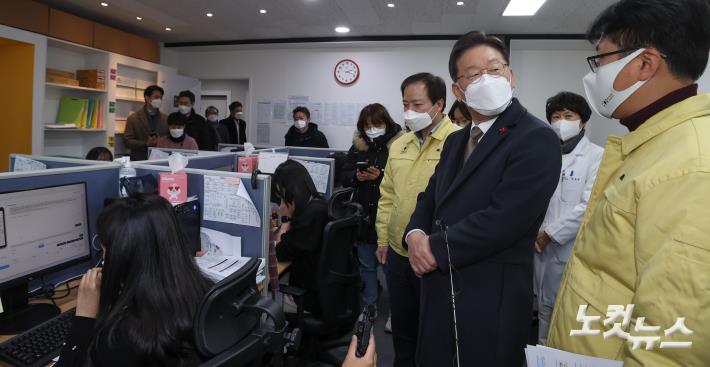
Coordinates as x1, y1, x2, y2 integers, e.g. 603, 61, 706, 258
405, 31, 562, 366
219, 101, 248, 144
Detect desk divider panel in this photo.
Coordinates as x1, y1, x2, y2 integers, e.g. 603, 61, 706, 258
286, 147, 348, 158
133, 164, 271, 259
9, 154, 114, 171
141, 152, 237, 172
0, 165, 121, 287
290, 156, 335, 200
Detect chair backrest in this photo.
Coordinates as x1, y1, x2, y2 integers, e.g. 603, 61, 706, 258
316, 202, 363, 329
328, 187, 355, 219
193, 258, 262, 360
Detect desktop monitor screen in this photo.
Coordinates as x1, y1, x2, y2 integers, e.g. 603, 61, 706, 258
0, 183, 91, 288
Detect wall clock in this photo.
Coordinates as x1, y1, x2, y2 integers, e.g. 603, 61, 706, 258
334, 59, 360, 85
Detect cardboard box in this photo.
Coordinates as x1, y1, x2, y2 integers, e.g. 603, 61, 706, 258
47, 75, 79, 86
46, 68, 75, 79
237, 156, 259, 173
159, 173, 188, 205
77, 69, 105, 89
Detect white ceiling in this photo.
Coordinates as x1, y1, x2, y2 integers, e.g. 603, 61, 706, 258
37, 0, 617, 44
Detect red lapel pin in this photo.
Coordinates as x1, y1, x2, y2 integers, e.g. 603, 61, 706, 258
499, 127, 508, 134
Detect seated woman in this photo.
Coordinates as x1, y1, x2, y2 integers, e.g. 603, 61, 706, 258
85, 147, 113, 161
157, 112, 199, 150
56, 194, 213, 367
447, 100, 472, 127
272, 160, 330, 314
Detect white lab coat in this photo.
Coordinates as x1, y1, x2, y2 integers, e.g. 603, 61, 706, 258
534, 135, 603, 344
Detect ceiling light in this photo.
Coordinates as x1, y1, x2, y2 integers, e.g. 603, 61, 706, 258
165, 27, 172, 31
335, 26, 350, 33
502, 0, 548, 16
387, 3, 395, 7
206, 12, 213, 17
259, 9, 267, 14
136, 16, 142, 20
100, 2, 108, 6
456, 1, 464, 5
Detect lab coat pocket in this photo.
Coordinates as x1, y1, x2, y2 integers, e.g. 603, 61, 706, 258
560, 176, 584, 203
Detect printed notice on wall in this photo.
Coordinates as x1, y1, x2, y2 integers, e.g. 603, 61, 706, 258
295, 159, 330, 194
12, 156, 47, 172
272, 100, 287, 123
203, 175, 261, 227
257, 123, 271, 144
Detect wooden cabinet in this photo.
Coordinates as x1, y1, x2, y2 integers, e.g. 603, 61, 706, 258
0, 0, 49, 35
93, 24, 158, 63
49, 9, 94, 47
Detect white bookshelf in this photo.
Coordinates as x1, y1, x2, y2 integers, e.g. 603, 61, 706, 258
43, 38, 109, 158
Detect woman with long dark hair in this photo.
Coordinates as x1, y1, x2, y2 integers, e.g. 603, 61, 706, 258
56, 194, 213, 366
272, 160, 330, 314
341, 103, 403, 314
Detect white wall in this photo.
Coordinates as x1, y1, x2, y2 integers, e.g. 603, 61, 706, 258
510, 39, 628, 147
170, 41, 456, 149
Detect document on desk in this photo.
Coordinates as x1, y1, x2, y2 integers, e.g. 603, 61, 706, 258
294, 159, 330, 194
524, 345, 623, 367
13, 156, 47, 172
257, 152, 289, 174
195, 255, 266, 283
200, 227, 241, 257
203, 175, 261, 227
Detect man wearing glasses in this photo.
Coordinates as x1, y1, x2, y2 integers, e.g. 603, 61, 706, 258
547, 0, 710, 365
404, 31, 561, 366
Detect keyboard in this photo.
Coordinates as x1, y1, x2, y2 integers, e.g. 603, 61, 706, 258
0, 308, 75, 367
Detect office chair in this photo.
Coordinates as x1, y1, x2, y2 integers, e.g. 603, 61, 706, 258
280, 201, 364, 366
194, 258, 295, 367
327, 187, 355, 220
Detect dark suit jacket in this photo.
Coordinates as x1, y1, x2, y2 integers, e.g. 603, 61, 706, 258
405, 99, 561, 367
218, 117, 247, 144
123, 106, 168, 161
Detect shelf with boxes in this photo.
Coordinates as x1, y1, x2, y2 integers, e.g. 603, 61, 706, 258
43, 38, 109, 158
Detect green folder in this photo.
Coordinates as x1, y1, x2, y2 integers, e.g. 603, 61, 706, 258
57, 96, 87, 126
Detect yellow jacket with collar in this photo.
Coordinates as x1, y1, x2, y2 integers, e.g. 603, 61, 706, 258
547, 94, 710, 366
375, 116, 460, 257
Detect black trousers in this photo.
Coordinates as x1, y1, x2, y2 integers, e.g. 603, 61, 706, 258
385, 247, 421, 367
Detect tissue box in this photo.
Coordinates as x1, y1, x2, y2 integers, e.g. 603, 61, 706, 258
237, 156, 258, 174
159, 173, 187, 204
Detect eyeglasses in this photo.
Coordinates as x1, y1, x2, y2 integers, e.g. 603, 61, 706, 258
586, 48, 667, 73
455, 62, 509, 85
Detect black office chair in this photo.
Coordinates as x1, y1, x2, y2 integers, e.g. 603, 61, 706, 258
328, 187, 355, 220
281, 202, 364, 366
194, 258, 293, 367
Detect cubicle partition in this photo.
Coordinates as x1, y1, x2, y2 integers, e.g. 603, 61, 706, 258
142, 152, 237, 172
289, 156, 335, 200
287, 147, 348, 158
145, 147, 235, 159
218, 144, 274, 153
0, 164, 121, 286
9, 154, 114, 171
132, 164, 271, 259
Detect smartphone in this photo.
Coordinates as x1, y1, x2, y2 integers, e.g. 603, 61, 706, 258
356, 161, 370, 171
0, 208, 7, 249
354, 304, 376, 357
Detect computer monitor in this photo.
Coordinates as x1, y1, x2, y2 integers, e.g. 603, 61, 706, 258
0, 182, 91, 333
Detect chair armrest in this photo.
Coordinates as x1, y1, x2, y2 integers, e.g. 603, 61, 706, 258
279, 284, 306, 298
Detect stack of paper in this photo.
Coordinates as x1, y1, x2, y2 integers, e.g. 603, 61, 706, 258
195, 256, 266, 284
57, 96, 104, 129
525, 345, 623, 367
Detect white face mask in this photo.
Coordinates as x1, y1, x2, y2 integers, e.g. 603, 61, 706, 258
178, 105, 192, 115
235, 112, 244, 117
551, 119, 582, 141
150, 98, 162, 109
365, 127, 386, 139
170, 128, 184, 138
207, 114, 218, 122
295, 120, 307, 129
583, 48, 647, 119
403, 106, 435, 132
463, 74, 513, 116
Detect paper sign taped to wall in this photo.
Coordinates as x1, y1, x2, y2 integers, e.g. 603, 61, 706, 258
200, 227, 241, 257
257, 152, 289, 174
203, 175, 261, 227
294, 159, 330, 194
13, 157, 47, 172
